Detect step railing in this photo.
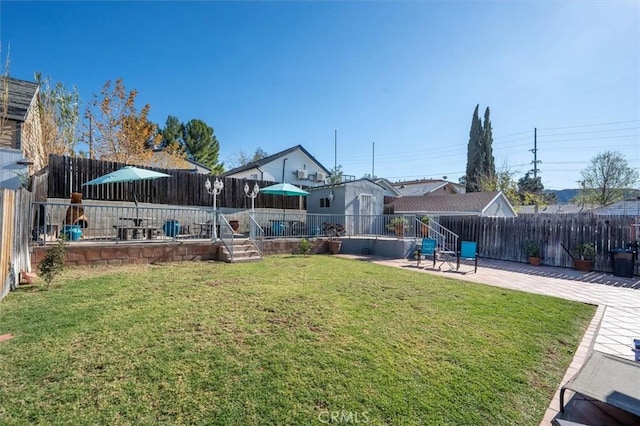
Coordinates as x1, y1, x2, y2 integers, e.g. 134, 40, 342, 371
218, 214, 234, 261
249, 214, 264, 255
412, 217, 459, 254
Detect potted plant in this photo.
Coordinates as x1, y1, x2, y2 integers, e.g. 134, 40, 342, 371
323, 223, 345, 254
387, 217, 409, 237
572, 243, 596, 271
523, 240, 541, 266
419, 216, 430, 235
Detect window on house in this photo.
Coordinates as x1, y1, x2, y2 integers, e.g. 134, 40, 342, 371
320, 198, 331, 208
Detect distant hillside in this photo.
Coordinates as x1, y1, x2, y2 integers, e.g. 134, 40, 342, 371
546, 189, 579, 204
546, 188, 640, 204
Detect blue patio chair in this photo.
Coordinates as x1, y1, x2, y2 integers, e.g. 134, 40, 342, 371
417, 238, 437, 269
456, 241, 478, 274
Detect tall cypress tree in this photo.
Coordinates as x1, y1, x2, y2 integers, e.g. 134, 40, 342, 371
481, 106, 495, 180
465, 104, 483, 192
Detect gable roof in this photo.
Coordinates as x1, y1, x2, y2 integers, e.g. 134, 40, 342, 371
392, 192, 507, 215
0, 77, 39, 121
221, 144, 330, 177
307, 177, 385, 191
393, 179, 464, 196
373, 178, 403, 197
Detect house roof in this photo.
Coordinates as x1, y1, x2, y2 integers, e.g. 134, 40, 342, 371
373, 178, 403, 197
393, 179, 464, 196
0, 77, 39, 121
220, 144, 330, 177
392, 192, 504, 214
307, 178, 385, 192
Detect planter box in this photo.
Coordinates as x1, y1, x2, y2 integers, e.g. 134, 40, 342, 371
573, 259, 594, 271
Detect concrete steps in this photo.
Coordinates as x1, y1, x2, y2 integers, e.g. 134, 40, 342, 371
218, 237, 262, 263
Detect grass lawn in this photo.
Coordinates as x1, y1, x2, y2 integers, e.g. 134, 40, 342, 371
0, 256, 594, 425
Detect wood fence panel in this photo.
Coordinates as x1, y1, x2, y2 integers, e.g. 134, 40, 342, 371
0, 188, 33, 301
45, 155, 309, 209
1, 190, 15, 300
439, 214, 639, 272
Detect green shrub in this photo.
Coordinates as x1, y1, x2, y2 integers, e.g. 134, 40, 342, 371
39, 237, 68, 290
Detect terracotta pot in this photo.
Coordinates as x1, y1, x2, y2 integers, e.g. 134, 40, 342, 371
573, 259, 594, 271
229, 220, 239, 232
528, 256, 541, 266
328, 240, 342, 254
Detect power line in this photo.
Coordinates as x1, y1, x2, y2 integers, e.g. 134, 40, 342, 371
537, 126, 640, 137
537, 119, 640, 131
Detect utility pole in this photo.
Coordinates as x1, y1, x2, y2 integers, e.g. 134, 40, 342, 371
530, 127, 542, 214
372, 142, 375, 178
530, 127, 541, 178
334, 130, 337, 172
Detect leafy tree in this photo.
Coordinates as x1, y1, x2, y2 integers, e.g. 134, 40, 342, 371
465, 105, 496, 192
477, 163, 519, 207
34, 72, 81, 159
228, 147, 268, 168
251, 147, 268, 162
517, 171, 545, 205
160, 115, 182, 150
83, 78, 160, 164
576, 150, 639, 206
182, 119, 223, 174
329, 165, 344, 184
0, 46, 9, 139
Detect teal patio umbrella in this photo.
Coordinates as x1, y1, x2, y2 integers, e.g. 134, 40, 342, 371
83, 166, 171, 207
260, 182, 310, 197
260, 183, 310, 231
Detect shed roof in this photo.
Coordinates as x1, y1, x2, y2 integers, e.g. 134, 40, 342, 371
0, 77, 39, 121
392, 192, 503, 214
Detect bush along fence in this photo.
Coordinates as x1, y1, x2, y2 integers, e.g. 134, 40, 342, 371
438, 213, 639, 272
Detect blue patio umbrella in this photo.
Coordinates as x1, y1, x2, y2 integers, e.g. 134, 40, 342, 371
259, 182, 310, 197
260, 183, 309, 233
82, 166, 171, 206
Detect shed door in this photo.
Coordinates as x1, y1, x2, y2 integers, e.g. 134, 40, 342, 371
358, 193, 373, 234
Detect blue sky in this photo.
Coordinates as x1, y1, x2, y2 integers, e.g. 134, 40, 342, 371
2, 1, 639, 190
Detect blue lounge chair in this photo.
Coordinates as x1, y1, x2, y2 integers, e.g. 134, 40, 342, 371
456, 241, 478, 273
417, 238, 437, 269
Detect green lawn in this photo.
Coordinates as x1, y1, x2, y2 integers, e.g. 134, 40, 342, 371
0, 256, 594, 425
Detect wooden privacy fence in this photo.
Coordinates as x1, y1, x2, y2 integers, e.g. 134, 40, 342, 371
0, 188, 32, 301
439, 214, 639, 271
39, 155, 306, 210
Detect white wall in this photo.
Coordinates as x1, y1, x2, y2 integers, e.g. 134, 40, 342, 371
227, 148, 328, 186
0, 148, 28, 190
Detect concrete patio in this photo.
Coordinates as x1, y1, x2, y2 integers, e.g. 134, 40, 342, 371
340, 255, 640, 425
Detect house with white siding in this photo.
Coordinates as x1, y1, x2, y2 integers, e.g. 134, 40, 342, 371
0, 77, 42, 189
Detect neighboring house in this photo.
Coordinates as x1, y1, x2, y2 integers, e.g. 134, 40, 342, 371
221, 145, 331, 186
373, 178, 403, 199
307, 178, 384, 216
592, 197, 640, 216
149, 149, 211, 174
393, 179, 465, 196
517, 204, 595, 215
0, 77, 42, 189
391, 191, 517, 218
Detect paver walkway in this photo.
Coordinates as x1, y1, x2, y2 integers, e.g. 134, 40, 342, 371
339, 255, 640, 425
